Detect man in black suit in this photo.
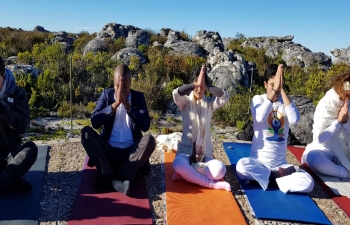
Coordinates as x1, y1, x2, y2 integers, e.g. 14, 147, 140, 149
81, 64, 155, 195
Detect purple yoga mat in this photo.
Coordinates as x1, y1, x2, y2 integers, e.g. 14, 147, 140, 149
68, 157, 153, 225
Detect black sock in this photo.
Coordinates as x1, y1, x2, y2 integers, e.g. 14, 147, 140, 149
268, 172, 278, 188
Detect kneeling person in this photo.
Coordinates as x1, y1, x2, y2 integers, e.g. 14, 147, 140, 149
236, 64, 314, 193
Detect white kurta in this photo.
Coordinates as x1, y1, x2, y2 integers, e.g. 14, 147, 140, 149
236, 94, 314, 193
302, 88, 350, 178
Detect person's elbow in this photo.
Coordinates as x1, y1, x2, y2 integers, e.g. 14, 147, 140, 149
140, 119, 150, 132
289, 114, 300, 125
19, 118, 30, 134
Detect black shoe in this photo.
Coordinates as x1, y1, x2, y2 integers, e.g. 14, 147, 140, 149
112, 180, 130, 195
1, 177, 32, 192
87, 158, 95, 167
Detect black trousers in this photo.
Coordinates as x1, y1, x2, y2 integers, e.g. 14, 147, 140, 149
81, 126, 155, 183
0, 141, 38, 188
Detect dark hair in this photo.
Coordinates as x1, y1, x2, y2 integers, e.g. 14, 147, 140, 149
263, 64, 278, 82
189, 66, 212, 86
0, 56, 5, 77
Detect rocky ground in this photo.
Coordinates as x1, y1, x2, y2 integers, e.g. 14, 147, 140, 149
32, 116, 350, 225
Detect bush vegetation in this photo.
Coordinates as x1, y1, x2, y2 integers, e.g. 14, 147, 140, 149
2, 27, 350, 131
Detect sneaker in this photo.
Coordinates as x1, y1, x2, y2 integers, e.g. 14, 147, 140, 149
112, 180, 130, 195
272, 165, 299, 179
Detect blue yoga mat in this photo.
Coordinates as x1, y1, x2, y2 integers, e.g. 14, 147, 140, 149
0, 145, 48, 225
223, 142, 331, 225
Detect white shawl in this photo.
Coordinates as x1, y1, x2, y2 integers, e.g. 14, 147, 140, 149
189, 92, 210, 162
313, 88, 350, 171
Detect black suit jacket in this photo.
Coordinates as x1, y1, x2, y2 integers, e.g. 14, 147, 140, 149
91, 88, 150, 143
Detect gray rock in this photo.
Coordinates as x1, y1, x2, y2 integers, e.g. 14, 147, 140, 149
83, 38, 107, 56
84, 22, 139, 55
126, 29, 150, 49
207, 48, 256, 89
193, 30, 225, 53
289, 95, 315, 144
111, 47, 147, 65
6, 64, 41, 77
163, 31, 205, 57
50, 31, 75, 53
331, 46, 350, 64
33, 25, 49, 32
241, 36, 332, 69
208, 65, 242, 92
159, 28, 171, 37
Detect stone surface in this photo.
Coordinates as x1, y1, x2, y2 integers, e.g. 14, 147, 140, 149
193, 30, 225, 53
111, 47, 148, 65
331, 46, 350, 65
241, 36, 332, 69
289, 95, 316, 145
126, 29, 150, 49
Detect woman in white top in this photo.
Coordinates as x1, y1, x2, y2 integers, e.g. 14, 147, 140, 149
302, 72, 350, 179
172, 65, 231, 191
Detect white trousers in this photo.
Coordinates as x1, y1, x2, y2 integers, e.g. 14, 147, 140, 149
236, 157, 314, 193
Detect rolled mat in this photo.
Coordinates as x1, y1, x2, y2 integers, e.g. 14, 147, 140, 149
0, 145, 48, 225
163, 151, 247, 225
223, 142, 331, 225
288, 145, 350, 218
68, 157, 152, 225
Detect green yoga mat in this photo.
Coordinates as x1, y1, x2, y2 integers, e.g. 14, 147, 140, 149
0, 145, 48, 225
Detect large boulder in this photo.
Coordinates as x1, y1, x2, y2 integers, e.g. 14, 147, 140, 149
33, 26, 49, 33
331, 46, 350, 65
50, 31, 75, 53
111, 47, 147, 65
84, 23, 139, 55
125, 29, 150, 49
207, 47, 256, 90
241, 36, 332, 69
193, 30, 225, 53
164, 30, 205, 57
289, 95, 315, 145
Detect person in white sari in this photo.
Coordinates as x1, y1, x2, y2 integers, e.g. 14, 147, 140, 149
171, 65, 231, 191
302, 73, 350, 179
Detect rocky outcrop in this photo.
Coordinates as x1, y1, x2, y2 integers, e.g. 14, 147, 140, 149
84, 23, 139, 55
33, 26, 49, 33
289, 95, 315, 145
331, 46, 350, 64
50, 31, 76, 53
193, 30, 225, 53
126, 30, 150, 49
241, 36, 332, 69
163, 30, 205, 57
111, 47, 147, 65
6, 64, 41, 77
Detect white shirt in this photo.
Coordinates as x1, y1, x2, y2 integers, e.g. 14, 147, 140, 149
250, 94, 300, 168
108, 93, 134, 148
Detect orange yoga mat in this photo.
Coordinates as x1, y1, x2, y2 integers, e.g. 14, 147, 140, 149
164, 151, 247, 225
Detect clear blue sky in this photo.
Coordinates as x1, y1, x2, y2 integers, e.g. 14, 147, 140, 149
1, 0, 349, 58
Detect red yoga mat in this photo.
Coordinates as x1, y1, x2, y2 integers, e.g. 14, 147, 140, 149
288, 146, 350, 218
68, 157, 153, 225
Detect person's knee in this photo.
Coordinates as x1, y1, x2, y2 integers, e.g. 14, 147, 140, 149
81, 126, 94, 141
236, 158, 253, 179
305, 150, 322, 169
143, 134, 156, 151
172, 155, 187, 173
21, 141, 38, 164
206, 159, 226, 180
